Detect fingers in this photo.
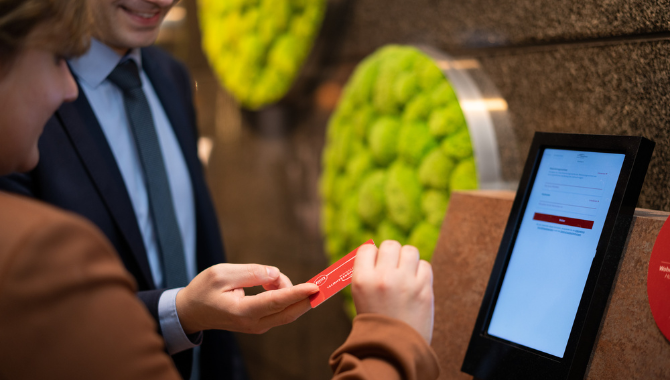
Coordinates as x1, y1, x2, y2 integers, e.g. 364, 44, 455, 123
255, 298, 314, 333
241, 283, 319, 317
354, 240, 416, 282
353, 243, 377, 274
217, 264, 282, 289
417, 260, 433, 287
375, 240, 401, 270
399, 245, 420, 275
263, 272, 293, 291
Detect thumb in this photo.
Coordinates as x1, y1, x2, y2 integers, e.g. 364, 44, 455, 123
222, 264, 281, 289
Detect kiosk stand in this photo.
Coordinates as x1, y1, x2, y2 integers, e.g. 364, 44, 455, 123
431, 190, 670, 379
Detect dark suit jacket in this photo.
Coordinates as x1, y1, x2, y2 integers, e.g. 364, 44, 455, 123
0, 192, 181, 380
0, 46, 246, 380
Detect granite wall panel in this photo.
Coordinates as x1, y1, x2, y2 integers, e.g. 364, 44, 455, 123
474, 40, 670, 210
336, 0, 670, 57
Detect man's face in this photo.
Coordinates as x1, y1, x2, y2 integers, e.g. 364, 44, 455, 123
92, 0, 177, 53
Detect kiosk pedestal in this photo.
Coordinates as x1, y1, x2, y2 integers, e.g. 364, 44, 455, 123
432, 190, 670, 380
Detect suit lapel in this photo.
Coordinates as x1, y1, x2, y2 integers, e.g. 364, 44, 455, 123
56, 86, 156, 288
141, 48, 199, 166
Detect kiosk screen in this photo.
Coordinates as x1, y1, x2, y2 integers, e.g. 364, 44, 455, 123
487, 149, 625, 357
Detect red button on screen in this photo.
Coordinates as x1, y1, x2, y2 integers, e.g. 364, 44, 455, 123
533, 213, 594, 229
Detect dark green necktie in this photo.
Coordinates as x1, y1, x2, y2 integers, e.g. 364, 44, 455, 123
108, 59, 188, 288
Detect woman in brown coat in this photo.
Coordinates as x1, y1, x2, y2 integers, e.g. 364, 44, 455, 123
0, 1, 182, 378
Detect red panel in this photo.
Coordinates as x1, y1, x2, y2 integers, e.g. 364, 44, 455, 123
648, 216, 670, 342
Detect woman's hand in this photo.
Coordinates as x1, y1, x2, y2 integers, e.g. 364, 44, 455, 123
351, 240, 434, 343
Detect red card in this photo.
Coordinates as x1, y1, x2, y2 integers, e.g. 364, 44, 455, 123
308, 240, 375, 308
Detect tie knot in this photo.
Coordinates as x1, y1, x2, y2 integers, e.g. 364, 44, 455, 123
108, 59, 142, 91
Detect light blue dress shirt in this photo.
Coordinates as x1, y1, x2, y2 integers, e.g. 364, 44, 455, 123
68, 39, 201, 355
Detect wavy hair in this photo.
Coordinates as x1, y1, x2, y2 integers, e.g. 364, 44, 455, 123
0, 0, 90, 65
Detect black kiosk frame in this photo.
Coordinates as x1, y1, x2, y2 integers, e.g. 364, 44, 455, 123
461, 133, 654, 380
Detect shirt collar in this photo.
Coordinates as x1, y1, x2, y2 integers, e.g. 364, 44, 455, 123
68, 38, 143, 89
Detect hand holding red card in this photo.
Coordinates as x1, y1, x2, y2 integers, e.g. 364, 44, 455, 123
307, 240, 375, 308
351, 240, 435, 343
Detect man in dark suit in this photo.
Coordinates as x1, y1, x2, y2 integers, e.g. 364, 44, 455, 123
0, 0, 318, 379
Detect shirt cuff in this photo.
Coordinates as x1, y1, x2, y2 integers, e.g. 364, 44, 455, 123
158, 287, 203, 355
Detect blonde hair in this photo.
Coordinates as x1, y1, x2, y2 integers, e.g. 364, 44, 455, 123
0, 0, 91, 64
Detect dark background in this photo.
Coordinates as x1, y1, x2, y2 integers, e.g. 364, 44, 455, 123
158, 1, 670, 378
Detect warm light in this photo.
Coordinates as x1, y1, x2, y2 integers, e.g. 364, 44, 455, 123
164, 6, 187, 24
459, 98, 508, 112
436, 59, 481, 70
198, 137, 214, 166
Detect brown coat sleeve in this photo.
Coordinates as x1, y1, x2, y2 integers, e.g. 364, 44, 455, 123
0, 194, 180, 380
330, 314, 440, 380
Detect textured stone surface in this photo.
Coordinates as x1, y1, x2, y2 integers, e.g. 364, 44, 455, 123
475, 40, 670, 211
431, 191, 670, 379
335, 0, 670, 57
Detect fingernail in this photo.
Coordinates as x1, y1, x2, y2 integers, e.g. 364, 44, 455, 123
266, 266, 279, 278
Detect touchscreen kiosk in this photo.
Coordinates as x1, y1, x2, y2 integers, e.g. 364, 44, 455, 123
461, 133, 654, 380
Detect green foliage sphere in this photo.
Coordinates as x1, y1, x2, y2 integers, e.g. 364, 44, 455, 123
320, 45, 479, 315
198, 0, 326, 109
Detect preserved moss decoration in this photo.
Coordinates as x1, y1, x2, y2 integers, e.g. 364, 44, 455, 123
198, 0, 326, 109
319, 45, 478, 317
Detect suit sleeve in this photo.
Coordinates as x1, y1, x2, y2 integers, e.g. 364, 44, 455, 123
329, 314, 440, 380
0, 214, 181, 380
138, 288, 166, 321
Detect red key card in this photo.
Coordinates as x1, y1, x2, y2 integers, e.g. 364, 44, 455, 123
308, 240, 375, 308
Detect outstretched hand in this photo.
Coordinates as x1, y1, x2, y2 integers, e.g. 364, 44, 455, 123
175, 264, 319, 335
352, 240, 434, 343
